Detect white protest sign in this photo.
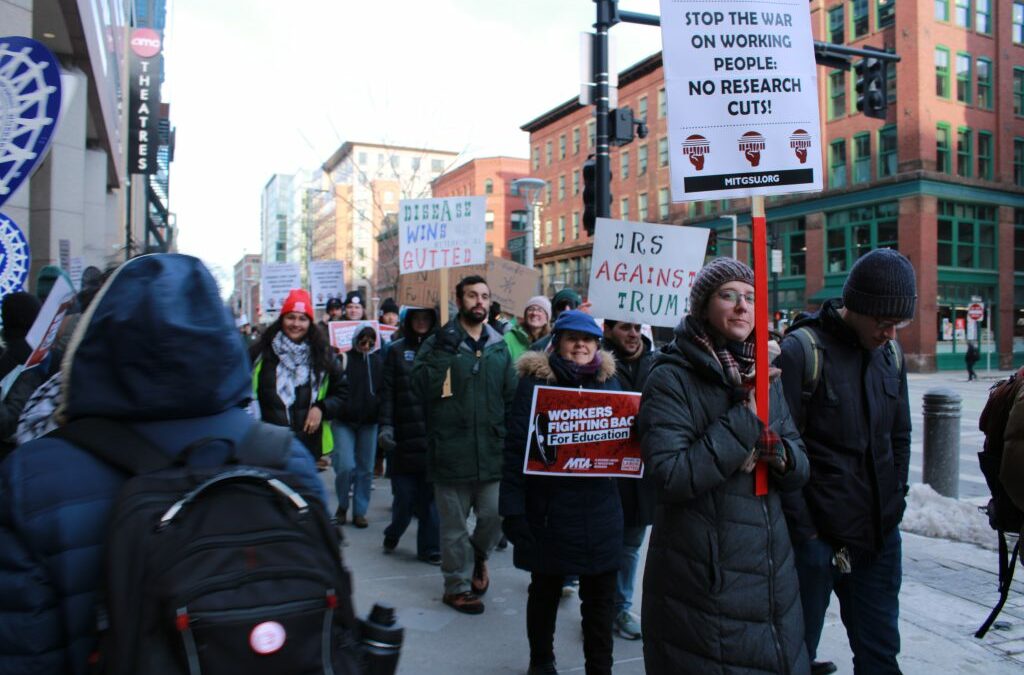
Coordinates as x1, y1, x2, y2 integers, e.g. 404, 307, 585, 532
398, 196, 487, 274
328, 320, 382, 353
310, 260, 345, 308
68, 257, 83, 291
660, 0, 822, 201
24, 275, 76, 368
588, 218, 709, 328
260, 263, 301, 315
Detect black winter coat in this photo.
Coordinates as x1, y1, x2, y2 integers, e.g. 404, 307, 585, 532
778, 299, 912, 552
637, 320, 810, 675
379, 310, 437, 474
338, 348, 383, 425
500, 350, 624, 576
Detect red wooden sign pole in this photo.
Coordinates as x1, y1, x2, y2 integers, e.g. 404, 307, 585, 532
751, 196, 770, 497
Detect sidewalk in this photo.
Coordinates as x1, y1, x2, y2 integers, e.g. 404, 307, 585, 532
335, 476, 1023, 674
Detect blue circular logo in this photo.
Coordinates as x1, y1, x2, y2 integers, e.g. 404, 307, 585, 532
0, 213, 30, 297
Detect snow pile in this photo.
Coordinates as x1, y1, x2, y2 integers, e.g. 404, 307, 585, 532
901, 484, 997, 550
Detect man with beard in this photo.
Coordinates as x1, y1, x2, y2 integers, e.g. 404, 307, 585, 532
412, 275, 517, 615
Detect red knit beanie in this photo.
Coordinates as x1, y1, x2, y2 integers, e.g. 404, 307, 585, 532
280, 289, 314, 320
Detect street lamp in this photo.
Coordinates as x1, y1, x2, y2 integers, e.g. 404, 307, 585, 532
511, 177, 547, 283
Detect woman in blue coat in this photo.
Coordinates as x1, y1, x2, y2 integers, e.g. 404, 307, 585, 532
500, 310, 623, 675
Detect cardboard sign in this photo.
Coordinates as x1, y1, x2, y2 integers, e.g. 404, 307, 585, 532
397, 256, 540, 317
328, 321, 382, 353
588, 218, 709, 328
659, 0, 822, 201
24, 275, 75, 368
260, 263, 301, 315
398, 196, 487, 273
310, 260, 345, 308
524, 386, 643, 478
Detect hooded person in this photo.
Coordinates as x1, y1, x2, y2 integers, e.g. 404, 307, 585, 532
0, 254, 326, 674
0, 292, 42, 380
34, 265, 74, 304
505, 295, 552, 363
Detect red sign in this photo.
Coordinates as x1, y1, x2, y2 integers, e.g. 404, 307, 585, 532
328, 321, 381, 353
130, 28, 162, 58
524, 386, 643, 478
967, 303, 985, 322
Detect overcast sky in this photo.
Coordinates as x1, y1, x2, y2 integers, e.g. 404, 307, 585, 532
164, 0, 664, 289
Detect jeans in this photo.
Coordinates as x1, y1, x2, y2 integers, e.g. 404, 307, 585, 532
795, 528, 903, 674
333, 422, 378, 518
434, 481, 502, 595
527, 570, 617, 675
615, 525, 648, 613
384, 472, 439, 558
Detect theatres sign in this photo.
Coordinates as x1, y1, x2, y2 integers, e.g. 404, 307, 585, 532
128, 28, 163, 174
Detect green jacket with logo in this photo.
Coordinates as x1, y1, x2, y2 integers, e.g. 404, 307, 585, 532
412, 319, 517, 483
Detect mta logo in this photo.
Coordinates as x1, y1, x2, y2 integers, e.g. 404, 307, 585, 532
562, 457, 592, 470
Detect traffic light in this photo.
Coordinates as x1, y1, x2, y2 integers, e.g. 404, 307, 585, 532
582, 157, 612, 237
855, 53, 888, 119
707, 229, 718, 256
609, 107, 635, 146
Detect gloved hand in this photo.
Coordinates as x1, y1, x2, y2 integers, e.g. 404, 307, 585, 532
435, 327, 461, 354
501, 515, 534, 548
378, 425, 396, 454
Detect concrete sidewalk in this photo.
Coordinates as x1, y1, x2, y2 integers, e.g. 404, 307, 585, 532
335, 476, 1023, 674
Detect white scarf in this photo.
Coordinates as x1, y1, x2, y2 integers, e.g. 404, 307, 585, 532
272, 331, 313, 423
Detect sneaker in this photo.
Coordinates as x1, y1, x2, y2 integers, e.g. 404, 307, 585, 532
353, 515, 368, 529
527, 662, 559, 675
334, 507, 347, 525
443, 591, 484, 615
613, 611, 642, 640
383, 537, 397, 554
811, 662, 838, 675
417, 552, 442, 566
560, 579, 578, 598
471, 558, 490, 595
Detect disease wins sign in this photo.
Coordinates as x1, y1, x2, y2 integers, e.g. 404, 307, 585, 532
398, 196, 486, 274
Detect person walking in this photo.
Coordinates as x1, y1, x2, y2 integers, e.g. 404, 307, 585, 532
638, 258, 811, 675
250, 289, 346, 463
501, 310, 623, 675
379, 307, 440, 563
778, 248, 915, 675
412, 275, 516, 615
966, 341, 980, 381
505, 296, 552, 363
343, 290, 367, 321
319, 296, 344, 344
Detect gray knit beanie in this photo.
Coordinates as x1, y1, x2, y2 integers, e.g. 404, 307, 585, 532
689, 257, 755, 319
842, 248, 917, 319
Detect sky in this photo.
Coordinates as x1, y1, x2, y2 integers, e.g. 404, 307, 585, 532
164, 0, 665, 290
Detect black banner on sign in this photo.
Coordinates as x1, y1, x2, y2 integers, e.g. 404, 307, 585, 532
128, 29, 164, 175
684, 169, 815, 193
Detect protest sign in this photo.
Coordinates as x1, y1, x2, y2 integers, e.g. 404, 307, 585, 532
260, 263, 301, 315
68, 257, 83, 291
659, 0, 822, 201
397, 256, 540, 317
587, 218, 708, 328
24, 275, 75, 368
328, 320, 382, 353
0, 213, 30, 298
398, 196, 487, 274
524, 386, 643, 478
310, 260, 345, 308
379, 324, 398, 343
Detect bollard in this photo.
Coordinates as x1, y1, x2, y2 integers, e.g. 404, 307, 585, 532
922, 388, 962, 498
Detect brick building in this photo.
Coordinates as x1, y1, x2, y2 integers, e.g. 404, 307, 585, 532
521, 0, 1024, 371
431, 157, 531, 262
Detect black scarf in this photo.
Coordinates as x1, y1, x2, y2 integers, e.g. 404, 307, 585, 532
549, 352, 603, 388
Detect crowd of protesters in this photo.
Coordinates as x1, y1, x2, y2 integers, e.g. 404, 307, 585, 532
0, 248, 918, 675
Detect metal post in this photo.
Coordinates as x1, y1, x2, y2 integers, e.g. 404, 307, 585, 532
922, 388, 962, 498
593, 1, 613, 221
986, 304, 992, 374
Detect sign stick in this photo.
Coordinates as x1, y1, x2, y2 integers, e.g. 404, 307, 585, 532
752, 196, 770, 497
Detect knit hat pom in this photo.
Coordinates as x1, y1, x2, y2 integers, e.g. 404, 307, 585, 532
688, 257, 755, 319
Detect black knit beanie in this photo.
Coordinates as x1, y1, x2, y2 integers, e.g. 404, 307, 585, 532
689, 257, 755, 319
842, 248, 917, 320
1, 291, 42, 341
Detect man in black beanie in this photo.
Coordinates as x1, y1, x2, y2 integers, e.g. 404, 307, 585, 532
777, 248, 915, 675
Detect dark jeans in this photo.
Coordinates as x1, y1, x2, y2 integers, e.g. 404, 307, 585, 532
383, 473, 439, 558
967, 363, 977, 380
527, 570, 616, 675
795, 528, 903, 675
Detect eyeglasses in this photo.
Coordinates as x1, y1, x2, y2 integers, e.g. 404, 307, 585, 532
874, 318, 912, 331
715, 290, 755, 306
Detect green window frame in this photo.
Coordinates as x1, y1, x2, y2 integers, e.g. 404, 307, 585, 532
572, 128, 580, 154
638, 144, 648, 175
937, 123, 952, 174
825, 203, 899, 274
954, 0, 970, 28
1015, 138, 1024, 187
878, 125, 897, 177
638, 193, 648, 222
977, 131, 993, 180
955, 52, 971, 104
887, 61, 897, 104
638, 96, 648, 122
937, 201, 998, 269
658, 137, 669, 167
1015, 209, 1024, 272
956, 127, 972, 178
976, 0, 991, 33
853, 133, 871, 184
1016, 2, 1024, 44
829, 138, 848, 189
774, 217, 807, 277
936, 0, 949, 21
829, 5, 845, 43
851, 0, 869, 39
620, 197, 630, 220
1015, 68, 1024, 117
558, 175, 565, 201
558, 134, 566, 160
620, 150, 630, 180
829, 70, 847, 120
935, 47, 950, 98
877, 0, 895, 28
658, 188, 670, 220
572, 170, 580, 196
977, 58, 992, 110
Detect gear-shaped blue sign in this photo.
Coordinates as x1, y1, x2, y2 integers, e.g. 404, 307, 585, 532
0, 212, 30, 297
0, 36, 62, 210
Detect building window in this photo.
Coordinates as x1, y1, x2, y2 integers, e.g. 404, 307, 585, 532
558, 175, 565, 201
935, 47, 950, 98
954, 0, 970, 27
485, 211, 495, 230
510, 210, 528, 231
937, 201, 997, 268
1016, 210, 1024, 272
1015, 68, 1024, 116
1015, 138, 1024, 186
545, 181, 552, 204
775, 217, 807, 276
976, 0, 991, 33
936, 0, 949, 21
957, 127, 972, 177
977, 59, 993, 110
877, 0, 895, 27
977, 131, 993, 180
638, 193, 649, 221
937, 123, 952, 173
887, 61, 897, 103
829, 70, 846, 119
587, 121, 595, 148
829, 139, 848, 189
484, 178, 493, 194
572, 212, 580, 239
1016, 2, 1024, 44
878, 125, 897, 177
545, 141, 552, 165
621, 197, 630, 220
658, 188, 670, 220
544, 220, 552, 245
657, 88, 666, 117
638, 96, 648, 121
532, 146, 539, 170
572, 128, 580, 154
559, 134, 566, 160
829, 5, 845, 43
853, 133, 871, 184
621, 150, 630, 180
558, 216, 565, 242
658, 137, 669, 166
955, 52, 971, 104
573, 170, 580, 196
851, 0, 869, 38
638, 145, 648, 175
826, 202, 899, 273
358, 152, 367, 165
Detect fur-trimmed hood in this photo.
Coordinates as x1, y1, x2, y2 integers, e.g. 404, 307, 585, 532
515, 349, 618, 384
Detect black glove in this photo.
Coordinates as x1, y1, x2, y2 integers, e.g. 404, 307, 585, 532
378, 425, 396, 454
435, 327, 461, 354
501, 515, 534, 548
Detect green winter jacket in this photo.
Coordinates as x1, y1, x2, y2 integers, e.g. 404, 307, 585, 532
504, 324, 545, 364
412, 319, 517, 483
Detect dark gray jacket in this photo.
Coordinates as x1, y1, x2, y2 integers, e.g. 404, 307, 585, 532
637, 320, 810, 675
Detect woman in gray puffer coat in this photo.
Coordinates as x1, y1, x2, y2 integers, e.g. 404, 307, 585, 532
637, 258, 811, 675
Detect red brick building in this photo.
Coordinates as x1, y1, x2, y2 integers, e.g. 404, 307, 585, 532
431, 157, 531, 262
522, 0, 1024, 371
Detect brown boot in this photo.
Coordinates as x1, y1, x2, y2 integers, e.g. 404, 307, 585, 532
471, 557, 489, 596
443, 591, 484, 615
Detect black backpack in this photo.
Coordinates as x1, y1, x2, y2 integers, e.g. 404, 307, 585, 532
51, 418, 361, 675
975, 367, 1024, 638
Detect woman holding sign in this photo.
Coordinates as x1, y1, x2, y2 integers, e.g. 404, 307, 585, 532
500, 310, 623, 675
636, 258, 810, 674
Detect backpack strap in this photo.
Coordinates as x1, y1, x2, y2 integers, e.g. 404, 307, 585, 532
788, 327, 824, 405
887, 339, 904, 377
47, 418, 172, 475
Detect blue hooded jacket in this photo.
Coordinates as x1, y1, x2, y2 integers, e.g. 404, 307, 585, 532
0, 254, 324, 675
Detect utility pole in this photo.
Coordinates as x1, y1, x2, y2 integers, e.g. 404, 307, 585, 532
593, 0, 615, 223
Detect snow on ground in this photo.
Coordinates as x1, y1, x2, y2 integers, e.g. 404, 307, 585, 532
901, 484, 997, 550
